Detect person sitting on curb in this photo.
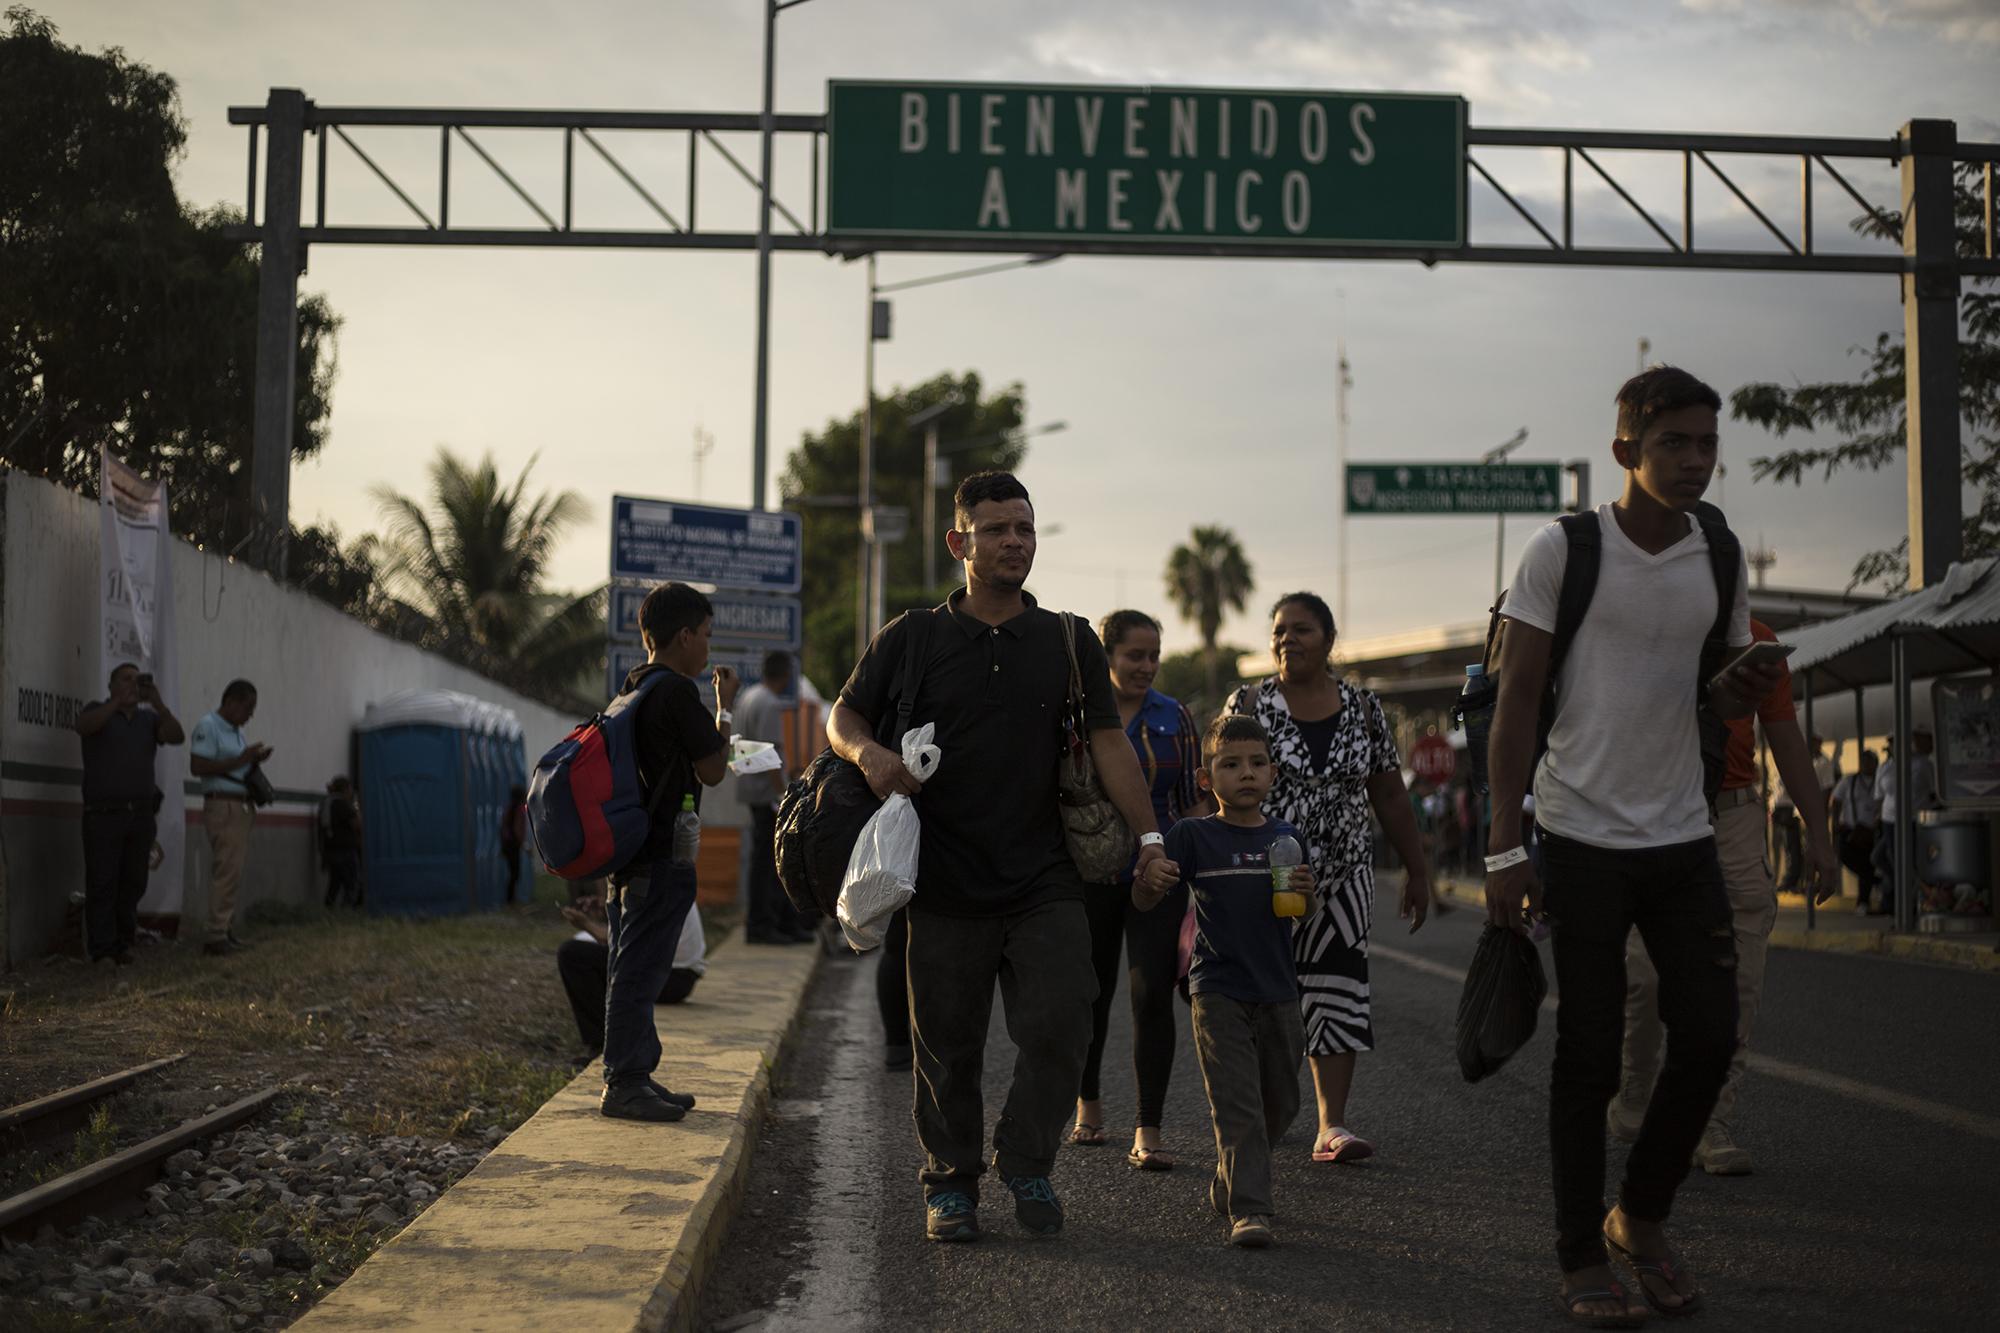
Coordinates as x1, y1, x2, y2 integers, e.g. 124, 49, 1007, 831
558, 892, 707, 1063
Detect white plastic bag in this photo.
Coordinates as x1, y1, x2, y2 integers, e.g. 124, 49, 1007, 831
727, 738, 782, 776
837, 722, 942, 951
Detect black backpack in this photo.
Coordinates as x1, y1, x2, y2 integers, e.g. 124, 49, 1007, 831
772, 609, 934, 918
1459, 502, 1741, 803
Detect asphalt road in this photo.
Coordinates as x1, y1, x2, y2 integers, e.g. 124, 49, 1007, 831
699, 903, 2000, 1331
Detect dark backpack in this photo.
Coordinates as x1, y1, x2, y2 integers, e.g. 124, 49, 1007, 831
773, 610, 934, 918
1460, 503, 1741, 803
526, 667, 682, 880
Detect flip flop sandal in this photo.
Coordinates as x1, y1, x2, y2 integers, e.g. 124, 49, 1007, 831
1126, 1146, 1176, 1172
1311, 1128, 1375, 1163
1605, 1236, 1701, 1318
1068, 1121, 1107, 1147
1557, 1282, 1648, 1328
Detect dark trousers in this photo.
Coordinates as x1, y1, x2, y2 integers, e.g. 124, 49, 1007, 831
557, 936, 698, 1052
747, 805, 805, 938
1542, 831, 1738, 1274
1839, 826, 1879, 904
602, 858, 699, 1088
503, 845, 524, 905
1870, 824, 1899, 912
1190, 993, 1304, 1219
1772, 808, 1803, 888
906, 896, 1095, 1199
878, 907, 910, 1047
324, 848, 361, 908
82, 808, 155, 959
1080, 881, 1186, 1127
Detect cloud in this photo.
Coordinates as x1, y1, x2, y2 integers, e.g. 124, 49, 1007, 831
1016, 0, 1596, 115
1682, 0, 2000, 43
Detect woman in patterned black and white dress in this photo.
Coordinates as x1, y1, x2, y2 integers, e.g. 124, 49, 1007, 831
1226, 591, 1432, 1163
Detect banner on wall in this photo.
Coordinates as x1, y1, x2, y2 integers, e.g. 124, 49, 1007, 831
99, 449, 185, 918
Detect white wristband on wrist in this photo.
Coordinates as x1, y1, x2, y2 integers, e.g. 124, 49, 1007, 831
716, 709, 733, 726
1485, 847, 1530, 873
1138, 831, 1165, 848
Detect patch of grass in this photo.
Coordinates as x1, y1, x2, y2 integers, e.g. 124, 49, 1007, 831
354, 1049, 572, 1141
29, 1104, 119, 1185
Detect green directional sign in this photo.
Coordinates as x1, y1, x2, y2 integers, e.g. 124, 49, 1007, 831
1346, 463, 1565, 515
827, 81, 1466, 248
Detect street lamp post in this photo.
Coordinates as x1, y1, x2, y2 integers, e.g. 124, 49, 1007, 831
753, 0, 818, 513
855, 253, 1061, 644
1483, 427, 1531, 605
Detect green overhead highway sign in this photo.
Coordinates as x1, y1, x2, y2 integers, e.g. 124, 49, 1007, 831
827, 81, 1466, 248
1346, 463, 1565, 515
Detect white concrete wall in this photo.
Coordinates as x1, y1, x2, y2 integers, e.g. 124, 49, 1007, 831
0, 469, 586, 966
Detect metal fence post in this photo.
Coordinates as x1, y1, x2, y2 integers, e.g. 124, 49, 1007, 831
250, 88, 307, 579
1899, 119, 1962, 590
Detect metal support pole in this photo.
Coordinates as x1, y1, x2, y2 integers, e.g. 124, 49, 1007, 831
250, 88, 307, 580
856, 254, 876, 656
1900, 119, 1962, 589
1804, 672, 1816, 929
1892, 633, 1912, 930
750, 0, 777, 511
924, 421, 939, 595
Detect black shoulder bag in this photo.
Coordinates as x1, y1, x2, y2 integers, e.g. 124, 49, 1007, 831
773, 611, 934, 918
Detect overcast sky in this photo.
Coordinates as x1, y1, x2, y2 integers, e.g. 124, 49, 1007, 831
44, 0, 2000, 658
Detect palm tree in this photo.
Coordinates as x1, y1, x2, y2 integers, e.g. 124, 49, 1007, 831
372, 448, 602, 703
1164, 525, 1255, 707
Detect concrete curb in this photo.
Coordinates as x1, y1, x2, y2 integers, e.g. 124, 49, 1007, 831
1432, 878, 2000, 973
297, 924, 825, 1332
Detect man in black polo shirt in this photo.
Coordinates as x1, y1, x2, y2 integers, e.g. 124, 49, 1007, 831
74, 662, 186, 965
830, 471, 1169, 1243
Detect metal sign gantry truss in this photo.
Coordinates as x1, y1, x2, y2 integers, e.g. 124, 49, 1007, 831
226, 89, 1999, 586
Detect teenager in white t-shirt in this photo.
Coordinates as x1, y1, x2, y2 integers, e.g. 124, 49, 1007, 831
1482, 367, 1783, 1325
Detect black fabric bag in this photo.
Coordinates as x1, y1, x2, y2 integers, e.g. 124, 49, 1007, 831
773, 610, 932, 918
1456, 926, 1549, 1083
243, 763, 277, 809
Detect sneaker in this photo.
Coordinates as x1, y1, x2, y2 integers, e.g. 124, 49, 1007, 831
599, 1084, 686, 1123
1697, 1122, 1753, 1176
1605, 1099, 1645, 1144
647, 1080, 696, 1111
203, 940, 236, 957
1229, 1215, 1274, 1248
925, 1191, 979, 1242
998, 1171, 1065, 1236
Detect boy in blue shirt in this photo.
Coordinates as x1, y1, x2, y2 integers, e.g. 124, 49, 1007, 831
1136, 713, 1314, 1248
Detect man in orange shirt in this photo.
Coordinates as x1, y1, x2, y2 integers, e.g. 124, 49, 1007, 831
1609, 618, 1835, 1175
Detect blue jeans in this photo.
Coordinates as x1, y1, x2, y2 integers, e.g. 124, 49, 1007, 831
603, 858, 699, 1089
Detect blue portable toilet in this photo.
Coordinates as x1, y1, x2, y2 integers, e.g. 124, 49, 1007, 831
356, 690, 527, 916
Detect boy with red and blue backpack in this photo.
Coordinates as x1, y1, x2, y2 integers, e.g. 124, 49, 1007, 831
532, 582, 740, 1122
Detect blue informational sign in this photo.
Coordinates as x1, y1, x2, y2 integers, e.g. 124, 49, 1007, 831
604, 643, 774, 711
609, 585, 801, 650
611, 496, 802, 593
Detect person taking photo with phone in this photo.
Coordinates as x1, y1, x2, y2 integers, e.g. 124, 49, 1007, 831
1483, 367, 1783, 1325
74, 662, 185, 965
190, 679, 270, 956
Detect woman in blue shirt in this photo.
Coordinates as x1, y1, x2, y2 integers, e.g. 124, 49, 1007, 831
1071, 609, 1205, 1170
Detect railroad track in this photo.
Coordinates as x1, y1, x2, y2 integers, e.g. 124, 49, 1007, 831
0, 1056, 278, 1241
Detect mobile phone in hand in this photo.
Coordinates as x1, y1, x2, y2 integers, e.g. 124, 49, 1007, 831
1716, 640, 1794, 680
